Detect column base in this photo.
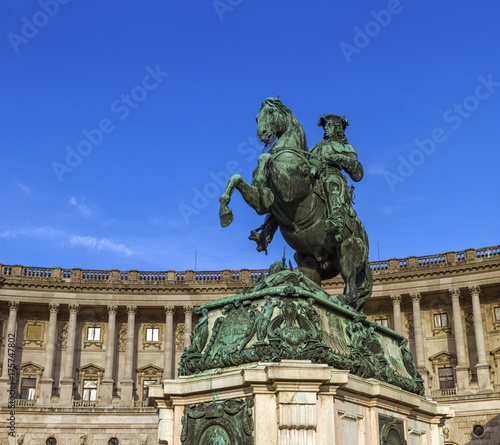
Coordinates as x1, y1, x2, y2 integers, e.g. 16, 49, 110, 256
455, 365, 471, 394
120, 380, 135, 407
476, 363, 493, 392
58, 379, 75, 408
100, 380, 115, 408
38, 378, 55, 407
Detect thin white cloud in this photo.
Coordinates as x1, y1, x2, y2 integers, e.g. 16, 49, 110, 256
69, 236, 133, 256
0, 230, 16, 239
69, 197, 92, 218
17, 183, 31, 194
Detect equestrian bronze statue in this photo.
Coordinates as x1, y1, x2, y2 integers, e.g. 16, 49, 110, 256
219, 98, 373, 311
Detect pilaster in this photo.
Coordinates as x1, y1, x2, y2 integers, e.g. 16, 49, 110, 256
39, 303, 60, 406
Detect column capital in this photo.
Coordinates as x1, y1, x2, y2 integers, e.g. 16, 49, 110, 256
409, 292, 421, 303
107, 305, 118, 314
468, 285, 481, 297
165, 305, 175, 315
8, 301, 20, 311
49, 303, 60, 313
448, 288, 461, 300
68, 304, 80, 314
126, 305, 137, 315
184, 306, 193, 314
390, 294, 402, 305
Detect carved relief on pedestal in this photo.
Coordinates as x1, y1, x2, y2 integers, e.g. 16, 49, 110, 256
181, 397, 254, 445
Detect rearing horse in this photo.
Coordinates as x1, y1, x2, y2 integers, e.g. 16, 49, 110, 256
219, 98, 373, 311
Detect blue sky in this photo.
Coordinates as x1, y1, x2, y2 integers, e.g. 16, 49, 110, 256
1, 0, 499, 272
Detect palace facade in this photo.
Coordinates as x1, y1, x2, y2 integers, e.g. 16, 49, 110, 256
0, 245, 499, 444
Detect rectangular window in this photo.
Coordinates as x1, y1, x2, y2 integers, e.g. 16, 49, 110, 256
87, 327, 101, 341
82, 380, 97, 401
375, 318, 389, 327
20, 378, 36, 400
146, 328, 159, 342
495, 307, 500, 321
438, 367, 455, 389
142, 379, 157, 400
433, 313, 448, 328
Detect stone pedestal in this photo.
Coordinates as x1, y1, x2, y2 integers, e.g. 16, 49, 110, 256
58, 379, 74, 408
38, 378, 54, 407
150, 360, 451, 445
120, 380, 134, 407
100, 380, 114, 407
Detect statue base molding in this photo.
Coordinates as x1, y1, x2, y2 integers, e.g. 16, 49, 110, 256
150, 360, 451, 445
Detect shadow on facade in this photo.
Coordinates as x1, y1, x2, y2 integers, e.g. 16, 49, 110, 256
460, 414, 500, 445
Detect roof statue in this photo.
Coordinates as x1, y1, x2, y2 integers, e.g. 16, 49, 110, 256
219, 97, 373, 311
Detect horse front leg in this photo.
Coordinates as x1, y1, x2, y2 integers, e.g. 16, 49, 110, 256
219, 174, 241, 227
219, 174, 266, 227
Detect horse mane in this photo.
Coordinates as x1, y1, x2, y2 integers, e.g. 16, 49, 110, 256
260, 98, 308, 151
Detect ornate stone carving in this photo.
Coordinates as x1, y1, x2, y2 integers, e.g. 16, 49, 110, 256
126, 305, 138, 315
57, 322, 69, 349
449, 288, 461, 300
410, 292, 421, 303
83, 323, 104, 349
23, 320, 45, 347
48, 303, 60, 313
181, 397, 254, 444
107, 305, 118, 314
390, 294, 402, 305
178, 269, 424, 395
405, 312, 414, 340
68, 304, 80, 313
463, 305, 474, 335
118, 324, 127, 351
468, 284, 481, 296
8, 301, 20, 311
164, 305, 175, 316
175, 324, 185, 351
379, 415, 407, 445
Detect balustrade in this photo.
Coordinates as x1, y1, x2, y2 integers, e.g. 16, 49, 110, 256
0, 245, 498, 287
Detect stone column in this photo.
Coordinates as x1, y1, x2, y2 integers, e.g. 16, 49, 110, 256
101, 305, 118, 407
120, 305, 137, 407
469, 285, 492, 391
39, 303, 60, 406
163, 306, 175, 380
449, 288, 470, 393
0, 301, 19, 405
59, 304, 80, 407
183, 306, 193, 348
410, 292, 429, 391
390, 294, 403, 333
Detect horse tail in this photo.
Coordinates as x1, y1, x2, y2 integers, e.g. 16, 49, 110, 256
355, 259, 373, 311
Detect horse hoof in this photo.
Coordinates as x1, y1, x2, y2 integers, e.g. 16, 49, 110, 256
219, 207, 234, 227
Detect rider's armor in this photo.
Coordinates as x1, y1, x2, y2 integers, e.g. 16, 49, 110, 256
311, 115, 364, 243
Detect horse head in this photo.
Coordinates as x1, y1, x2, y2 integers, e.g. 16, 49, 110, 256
256, 97, 307, 151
